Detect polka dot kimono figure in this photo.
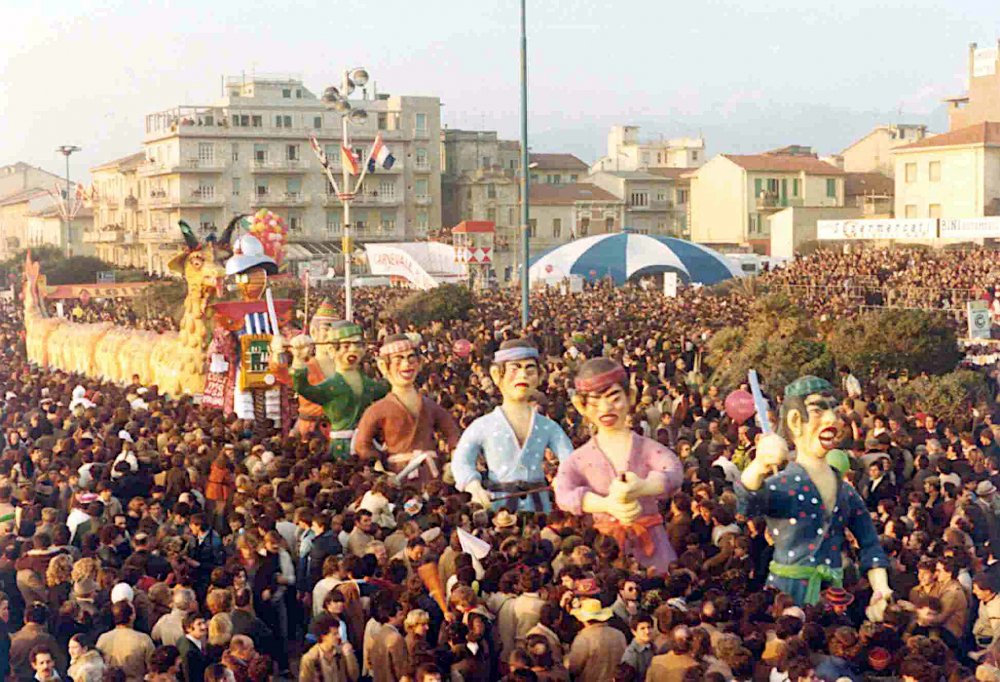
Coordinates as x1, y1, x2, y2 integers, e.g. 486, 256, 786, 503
736, 376, 892, 612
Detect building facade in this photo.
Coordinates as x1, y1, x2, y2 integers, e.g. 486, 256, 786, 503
689, 154, 845, 253
527, 184, 624, 253
892, 122, 1000, 219
588, 170, 689, 236
945, 42, 1000, 131
89, 74, 441, 273
26, 206, 94, 257
591, 125, 705, 173
840, 124, 929, 177
528, 153, 589, 185
0, 163, 64, 203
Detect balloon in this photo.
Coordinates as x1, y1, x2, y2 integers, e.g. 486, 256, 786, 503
826, 449, 850, 476
452, 339, 472, 358
724, 389, 756, 424
545, 264, 553, 274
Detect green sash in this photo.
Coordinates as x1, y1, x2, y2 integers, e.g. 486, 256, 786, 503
769, 561, 843, 605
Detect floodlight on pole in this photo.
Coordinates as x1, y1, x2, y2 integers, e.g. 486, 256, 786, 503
56, 145, 82, 257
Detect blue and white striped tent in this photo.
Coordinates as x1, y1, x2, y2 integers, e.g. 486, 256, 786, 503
528, 232, 739, 286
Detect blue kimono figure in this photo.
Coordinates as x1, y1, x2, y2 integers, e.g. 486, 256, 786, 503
736, 461, 889, 605
452, 407, 573, 512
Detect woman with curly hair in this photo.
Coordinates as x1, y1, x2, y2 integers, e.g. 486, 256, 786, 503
45, 553, 73, 619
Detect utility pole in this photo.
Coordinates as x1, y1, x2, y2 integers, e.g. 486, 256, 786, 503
519, 0, 530, 328
56, 145, 81, 257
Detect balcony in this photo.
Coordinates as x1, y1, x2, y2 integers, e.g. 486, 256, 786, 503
413, 161, 431, 173
251, 158, 307, 173
139, 158, 226, 176
353, 192, 401, 206
414, 195, 432, 205
627, 200, 670, 212
187, 189, 224, 206
147, 191, 176, 208
83, 224, 124, 244
252, 191, 310, 207
755, 192, 803, 211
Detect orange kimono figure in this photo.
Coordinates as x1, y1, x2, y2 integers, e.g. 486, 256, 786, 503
354, 334, 460, 485
284, 298, 337, 441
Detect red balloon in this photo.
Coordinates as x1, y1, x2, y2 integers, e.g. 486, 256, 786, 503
545, 264, 553, 274
724, 389, 756, 424
452, 339, 472, 358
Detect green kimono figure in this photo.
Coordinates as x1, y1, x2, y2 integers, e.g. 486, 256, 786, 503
285, 321, 388, 459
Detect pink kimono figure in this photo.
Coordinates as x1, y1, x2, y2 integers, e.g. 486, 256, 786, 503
553, 358, 683, 574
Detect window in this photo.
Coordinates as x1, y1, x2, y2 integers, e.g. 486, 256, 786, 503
792, 179, 800, 197
415, 113, 427, 133
826, 178, 836, 198
570, 175, 578, 182
552, 218, 562, 239
416, 211, 428, 229
326, 211, 342, 233
198, 143, 214, 163
530, 174, 538, 183
528, 219, 537, 237
929, 203, 942, 218
288, 212, 301, 230
256, 179, 269, 197
630, 192, 649, 207
286, 144, 299, 161
508, 207, 516, 225
416, 148, 428, 169
199, 212, 214, 231
231, 143, 239, 162
232, 177, 241, 197
286, 178, 302, 197
487, 207, 497, 222
929, 161, 941, 182
313, 116, 322, 129
275, 115, 292, 128
382, 216, 396, 233
905, 163, 917, 183
487, 184, 497, 199
656, 192, 666, 202
677, 189, 689, 204
657, 153, 662, 164
378, 181, 395, 199
254, 144, 267, 163
904, 204, 917, 218
251, 115, 262, 128
296, 89, 302, 99
692, 151, 699, 161
324, 145, 338, 167
606, 216, 615, 232
415, 179, 428, 198
282, 88, 291, 98
196, 182, 214, 199
377, 113, 388, 130
579, 217, 590, 236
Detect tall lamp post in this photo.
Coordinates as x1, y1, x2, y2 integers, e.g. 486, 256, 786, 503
56, 145, 81, 257
519, 0, 530, 328
317, 67, 371, 323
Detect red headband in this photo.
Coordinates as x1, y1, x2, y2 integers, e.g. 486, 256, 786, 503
574, 366, 627, 394
379, 339, 414, 357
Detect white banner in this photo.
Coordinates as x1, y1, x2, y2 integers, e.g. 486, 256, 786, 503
817, 219, 938, 241
939, 217, 1000, 240
974, 47, 998, 77
663, 272, 678, 298
968, 300, 992, 339
365, 242, 466, 291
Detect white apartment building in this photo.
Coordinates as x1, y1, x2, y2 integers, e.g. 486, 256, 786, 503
89, 74, 441, 273
591, 125, 705, 173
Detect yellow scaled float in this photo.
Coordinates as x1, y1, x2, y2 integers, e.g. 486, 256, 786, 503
23, 218, 241, 396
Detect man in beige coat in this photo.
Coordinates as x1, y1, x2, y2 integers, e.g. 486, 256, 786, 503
566, 599, 627, 682
299, 614, 359, 682
368, 600, 409, 682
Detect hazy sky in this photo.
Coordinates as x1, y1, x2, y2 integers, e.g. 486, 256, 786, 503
3, 0, 999, 182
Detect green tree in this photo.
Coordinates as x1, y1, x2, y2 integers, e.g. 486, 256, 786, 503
827, 309, 961, 381
894, 370, 991, 429
132, 280, 187, 324
705, 292, 833, 394
389, 284, 473, 327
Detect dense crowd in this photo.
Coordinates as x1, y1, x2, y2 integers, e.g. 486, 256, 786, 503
1, 244, 1000, 682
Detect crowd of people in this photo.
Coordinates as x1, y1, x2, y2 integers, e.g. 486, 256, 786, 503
0, 244, 999, 682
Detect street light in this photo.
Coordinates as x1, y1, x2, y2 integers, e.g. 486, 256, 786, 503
317, 67, 372, 322
56, 145, 81, 257
519, 0, 530, 328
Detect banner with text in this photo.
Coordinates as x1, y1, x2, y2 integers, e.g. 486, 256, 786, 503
816, 219, 938, 241
939, 217, 1000, 240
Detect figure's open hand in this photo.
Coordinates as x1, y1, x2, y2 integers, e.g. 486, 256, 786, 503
289, 334, 314, 365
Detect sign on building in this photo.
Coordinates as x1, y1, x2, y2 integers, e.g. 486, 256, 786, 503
663, 272, 678, 298
816, 219, 938, 241
974, 47, 998, 78
96, 271, 116, 284
939, 217, 1000, 240
968, 300, 992, 339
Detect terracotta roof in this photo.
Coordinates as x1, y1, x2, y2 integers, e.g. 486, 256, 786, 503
0, 187, 49, 207
91, 151, 145, 172
528, 183, 621, 205
529, 153, 589, 171
722, 154, 844, 175
646, 167, 696, 180
844, 172, 894, 197
895, 122, 1000, 150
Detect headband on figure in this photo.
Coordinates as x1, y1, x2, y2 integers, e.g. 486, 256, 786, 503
493, 346, 539, 364
329, 321, 363, 341
379, 339, 415, 357
574, 366, 628, 394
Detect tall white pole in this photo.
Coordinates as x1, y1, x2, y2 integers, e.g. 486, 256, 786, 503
342, 83, 353, 322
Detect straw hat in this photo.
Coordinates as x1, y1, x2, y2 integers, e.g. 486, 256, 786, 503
571, 598, 613, 623
492, 509, 518, 529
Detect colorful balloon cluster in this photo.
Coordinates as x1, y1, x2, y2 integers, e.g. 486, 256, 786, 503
248, 209, 288, 266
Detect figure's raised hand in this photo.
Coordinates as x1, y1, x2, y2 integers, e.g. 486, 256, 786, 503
288, 334, 314, 365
